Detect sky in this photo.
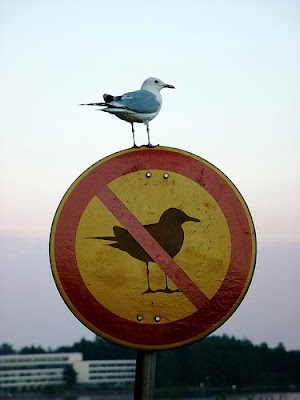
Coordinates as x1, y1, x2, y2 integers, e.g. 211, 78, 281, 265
0, 0, 299, 351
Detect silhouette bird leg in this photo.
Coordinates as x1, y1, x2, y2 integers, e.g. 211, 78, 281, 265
163, 273, 180, 294
131, 123, 137, 147
142, 262, 154, 294
165, 273, 169, 290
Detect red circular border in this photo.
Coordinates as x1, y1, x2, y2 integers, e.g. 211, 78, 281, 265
51, 148, 255, 349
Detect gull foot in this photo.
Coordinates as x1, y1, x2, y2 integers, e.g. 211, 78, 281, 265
142, 143, 159, 148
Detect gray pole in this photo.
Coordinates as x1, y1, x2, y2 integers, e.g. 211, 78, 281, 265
134, 350, 157, 400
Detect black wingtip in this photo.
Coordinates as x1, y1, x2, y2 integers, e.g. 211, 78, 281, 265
79, 102, 106, 106
103, 94, 114, 103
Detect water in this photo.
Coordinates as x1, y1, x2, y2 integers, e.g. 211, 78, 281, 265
2, 392, 300, 400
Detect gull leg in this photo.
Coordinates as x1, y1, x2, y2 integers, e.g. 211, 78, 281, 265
131, 123, 137, 148
146, 123, 158, 147
146, 123, 152, 147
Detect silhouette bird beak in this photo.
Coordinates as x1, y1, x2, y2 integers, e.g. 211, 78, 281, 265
186, 215, 200, 223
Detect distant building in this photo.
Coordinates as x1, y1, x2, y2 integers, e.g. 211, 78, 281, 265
74, 359, 136, 385
0, 353, 136, 389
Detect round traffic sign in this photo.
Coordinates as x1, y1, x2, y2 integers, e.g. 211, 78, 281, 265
50, 147, 256, 350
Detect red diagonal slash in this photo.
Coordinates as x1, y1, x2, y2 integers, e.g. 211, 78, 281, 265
96, 185, 209, 310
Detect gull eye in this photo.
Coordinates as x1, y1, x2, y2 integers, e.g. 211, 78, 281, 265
154, 80, 159, 83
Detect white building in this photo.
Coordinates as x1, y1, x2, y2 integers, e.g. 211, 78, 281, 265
0, 353, 136, 390
74, 359, 136, 385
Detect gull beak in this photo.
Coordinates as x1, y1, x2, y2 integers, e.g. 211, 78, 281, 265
164, 83, 175, 89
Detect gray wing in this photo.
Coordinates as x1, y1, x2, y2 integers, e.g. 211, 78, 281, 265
110, 90, 160, 114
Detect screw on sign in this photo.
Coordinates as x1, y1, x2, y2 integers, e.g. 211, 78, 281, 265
50, 146, 256, 350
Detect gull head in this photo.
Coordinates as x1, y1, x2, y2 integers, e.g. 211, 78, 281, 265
141, 77, 175, 93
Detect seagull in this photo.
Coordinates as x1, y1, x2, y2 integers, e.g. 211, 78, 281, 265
80, 77, 175, 147
85, 208, 200, 294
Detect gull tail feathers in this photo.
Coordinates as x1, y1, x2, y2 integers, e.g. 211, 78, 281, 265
79, 102, 106, 106
101, 107, 129, 114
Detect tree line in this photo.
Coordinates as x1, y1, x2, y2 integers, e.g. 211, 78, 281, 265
1, 335, 299, 389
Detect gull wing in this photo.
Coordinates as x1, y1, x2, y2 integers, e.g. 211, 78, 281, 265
109, 90, 160, 114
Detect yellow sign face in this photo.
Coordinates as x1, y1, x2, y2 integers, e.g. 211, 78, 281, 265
76, 170, 231, 324
50, 147, 256, 350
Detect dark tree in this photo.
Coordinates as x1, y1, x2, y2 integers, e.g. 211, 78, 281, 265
0, 343, 16, 355
63, 364, 77, 387
19, 345, 46, 354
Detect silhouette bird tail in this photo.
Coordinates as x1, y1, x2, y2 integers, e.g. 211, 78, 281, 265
109, 243, 120, 248
85, 236, 116, 241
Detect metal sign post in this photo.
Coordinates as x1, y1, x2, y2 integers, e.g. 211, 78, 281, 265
134, 351, 157, 400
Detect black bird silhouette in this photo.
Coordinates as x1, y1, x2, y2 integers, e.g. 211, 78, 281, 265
85, 208, 200, 294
